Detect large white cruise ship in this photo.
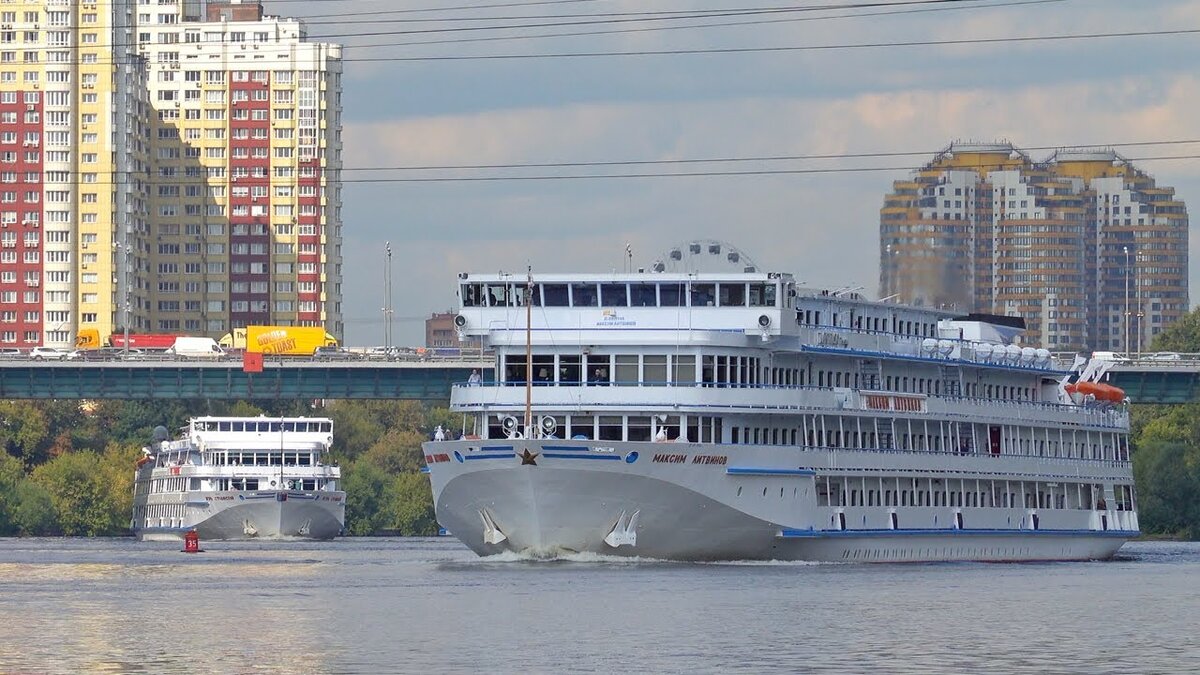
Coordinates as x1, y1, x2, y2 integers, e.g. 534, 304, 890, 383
423, 252, 1137, 562
133, 416, 345, 541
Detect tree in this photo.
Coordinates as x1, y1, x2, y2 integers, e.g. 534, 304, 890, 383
1133, 439, 1200, 538
32, 451, 128, 536
1149, 306, 1200, 353
0, 452, 24, 534
384, 473, 437, 536
9, 479, 55, 535
0, 402, 50, 464
341, 461, 391, 535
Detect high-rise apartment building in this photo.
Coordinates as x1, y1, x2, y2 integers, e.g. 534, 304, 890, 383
136, 0, 343, 340
879, 142, 1188, 351
0, 0, 341, 349
0, 0, 151, 348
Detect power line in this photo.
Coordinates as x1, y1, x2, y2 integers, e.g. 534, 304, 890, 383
298, 0, 605, 18
37, 20, 1191, 67
346, 0, 1060, 50
0, 0, 1003, 53
331, 139, 1200, 172
304, 0, 1005, 26
307, 0, 1001, 40
0, 0, 1069, 64
299, 154, 1200, 182
19, 150, 1199, 186
345, 26, 1200, 61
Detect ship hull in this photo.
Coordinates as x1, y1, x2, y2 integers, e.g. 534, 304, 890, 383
135, 491, 345, 541
426, 439, 1134, 562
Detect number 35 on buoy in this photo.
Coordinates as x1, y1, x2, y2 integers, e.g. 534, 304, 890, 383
182, 529, 203, 554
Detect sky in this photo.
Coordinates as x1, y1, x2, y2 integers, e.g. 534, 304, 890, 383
276, 0, 1200, 346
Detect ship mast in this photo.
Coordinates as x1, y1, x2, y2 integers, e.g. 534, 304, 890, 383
524, 265, 533, 439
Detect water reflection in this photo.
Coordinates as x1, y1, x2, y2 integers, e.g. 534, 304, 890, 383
0, 539, 1198, 673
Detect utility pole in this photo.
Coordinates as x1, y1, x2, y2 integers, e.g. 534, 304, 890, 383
1123, 245, 1130, 356
383, 241, 393, 349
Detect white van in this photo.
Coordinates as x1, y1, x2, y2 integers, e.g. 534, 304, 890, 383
166, 337, 226, 359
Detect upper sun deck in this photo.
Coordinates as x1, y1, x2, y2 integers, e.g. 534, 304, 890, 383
183, 417, 335, 450
452, 270, 1027, 358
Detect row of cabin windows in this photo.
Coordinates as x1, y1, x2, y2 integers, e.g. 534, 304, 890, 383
486, 414, 721, 443
726, 416, 1126, 461
194, 420, 332, 433
502, 353, 762, 387
819, 476, 1135, 512
498, 352, 1036, 402
797, 309, 938, 338
461, 281, 779, 309
206, 451, 316, 466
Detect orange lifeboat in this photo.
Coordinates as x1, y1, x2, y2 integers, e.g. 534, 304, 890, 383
1093, 383, 1126, 403
1074, 381, 1103, 398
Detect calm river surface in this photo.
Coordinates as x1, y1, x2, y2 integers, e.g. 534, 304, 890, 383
1, 538, 1198, 674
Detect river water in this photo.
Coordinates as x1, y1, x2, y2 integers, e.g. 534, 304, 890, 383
1, 538, 1197, 674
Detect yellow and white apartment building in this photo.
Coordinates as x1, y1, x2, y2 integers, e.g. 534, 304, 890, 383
880, 142, 1188, 352
0, 0, 341, 349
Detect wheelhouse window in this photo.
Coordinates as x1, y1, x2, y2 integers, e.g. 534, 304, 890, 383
572, 283, 598, 307
462, 283, 484, 307
601, 283, 627, 307
718, 283, 745, 307
630, 283, 656, 307
748, 283, 776, 307
660, 283, 684, 306
519, 283, 538, 306
691, 283, 715, 307
542, 283, 569, 306
486, 283, 510, 307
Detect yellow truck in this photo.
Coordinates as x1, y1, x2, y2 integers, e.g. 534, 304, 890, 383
220, 326, 338, 356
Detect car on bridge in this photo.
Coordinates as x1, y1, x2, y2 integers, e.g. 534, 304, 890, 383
0, 347, 25, 359
30, 346, 69, 361
313, 345, 361, 361
68, 347, 143, 361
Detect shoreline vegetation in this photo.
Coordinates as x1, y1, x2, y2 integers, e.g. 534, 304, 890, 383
5, 304, 1200, 539
0, 399, 447, 537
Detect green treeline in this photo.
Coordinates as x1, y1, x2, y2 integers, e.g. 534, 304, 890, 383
6, 304, 1200, 540
0, 399, 450, 537
1133, 306, 1200, 539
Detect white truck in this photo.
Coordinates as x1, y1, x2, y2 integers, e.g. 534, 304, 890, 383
165, 337, 226, 359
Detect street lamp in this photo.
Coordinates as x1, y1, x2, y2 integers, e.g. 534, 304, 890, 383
1123, 245, 1130, 357
382, 241, 393, 349
1135, 251, 1144, 359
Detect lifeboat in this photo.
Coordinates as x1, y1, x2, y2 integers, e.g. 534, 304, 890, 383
135, 455, 153, 468
1073, 381, 1103, 398
1093, 383, 1126, 403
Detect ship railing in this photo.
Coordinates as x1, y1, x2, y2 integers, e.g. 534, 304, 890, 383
807, 445, 1132, 473
452, 381, 1129, 429
162, 465, 341, 478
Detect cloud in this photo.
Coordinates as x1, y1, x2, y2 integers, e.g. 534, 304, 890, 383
333, 51, 1200, 345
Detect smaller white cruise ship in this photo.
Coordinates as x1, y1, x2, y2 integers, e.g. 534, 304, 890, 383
132, 416, 345, 541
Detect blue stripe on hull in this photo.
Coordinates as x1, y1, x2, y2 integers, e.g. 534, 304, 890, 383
727, 467, 816, 476
779, 527, 1138, 539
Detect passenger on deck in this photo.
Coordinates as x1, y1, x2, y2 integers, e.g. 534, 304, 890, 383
468, 370, 482, 386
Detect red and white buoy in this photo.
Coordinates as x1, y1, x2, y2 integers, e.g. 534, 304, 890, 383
182, 529, 203, 553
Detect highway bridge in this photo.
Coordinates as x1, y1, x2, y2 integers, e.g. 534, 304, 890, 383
0, 357, 492, 401
1106, 355, 1200, 405
0, 352, 1193, 404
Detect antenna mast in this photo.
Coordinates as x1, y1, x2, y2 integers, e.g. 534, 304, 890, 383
524, 266, 533, 439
